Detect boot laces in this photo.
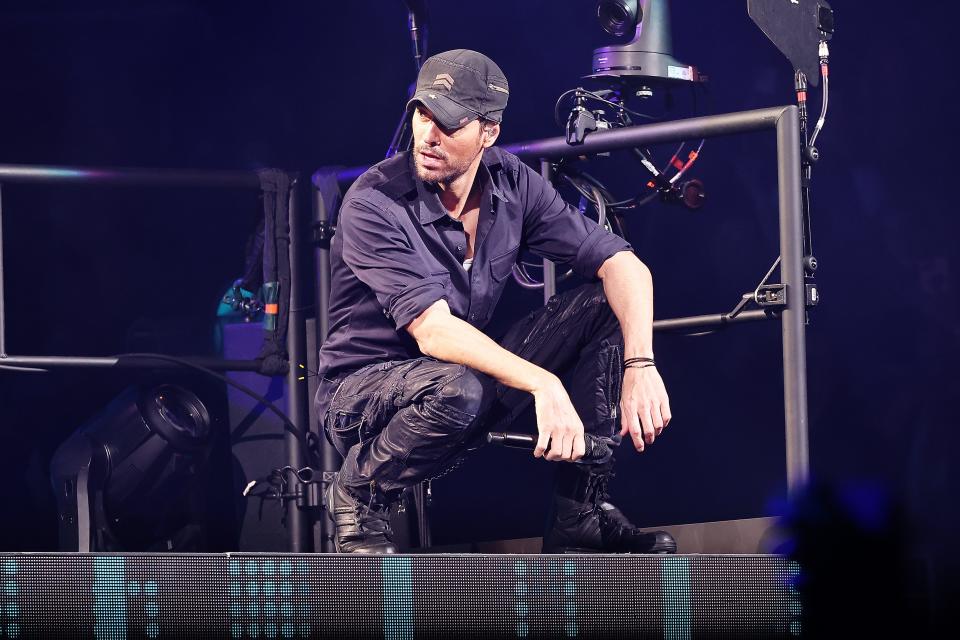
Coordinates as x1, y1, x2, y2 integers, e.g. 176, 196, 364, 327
575, 470, 613, 519
353, 480, 391, 536
588, 472, 645, 540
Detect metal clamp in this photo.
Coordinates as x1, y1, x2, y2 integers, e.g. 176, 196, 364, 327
754, 283, 819, 309
312, 220, 336, 246
755, 284, 787, 307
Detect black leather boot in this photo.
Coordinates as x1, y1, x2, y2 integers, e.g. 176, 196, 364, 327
542, 461, 677, 554
326, 474, 398, 554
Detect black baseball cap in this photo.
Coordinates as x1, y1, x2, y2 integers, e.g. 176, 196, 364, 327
406, 49, 510, 131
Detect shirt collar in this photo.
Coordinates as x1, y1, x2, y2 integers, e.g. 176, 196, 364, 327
414, 148, 510, 225
481, 149, 511, 203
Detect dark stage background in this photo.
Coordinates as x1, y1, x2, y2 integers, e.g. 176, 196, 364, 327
1, 0, 957, 603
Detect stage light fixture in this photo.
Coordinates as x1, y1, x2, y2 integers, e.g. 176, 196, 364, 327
50, 383, 213, 551
597, 0, 641, 38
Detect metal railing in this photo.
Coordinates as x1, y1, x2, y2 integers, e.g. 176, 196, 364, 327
324, 104, 810, 494
0, 164, 313, 552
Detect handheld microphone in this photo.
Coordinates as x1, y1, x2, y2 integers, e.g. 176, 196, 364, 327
487, 431, 612, 463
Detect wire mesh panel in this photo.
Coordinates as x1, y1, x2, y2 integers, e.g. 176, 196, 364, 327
0, 553, 799, 639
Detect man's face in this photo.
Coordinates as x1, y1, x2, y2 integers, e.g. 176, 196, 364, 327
411, 105, 486, 186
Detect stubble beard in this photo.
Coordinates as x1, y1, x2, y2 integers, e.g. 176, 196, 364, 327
414, 142, 483, 187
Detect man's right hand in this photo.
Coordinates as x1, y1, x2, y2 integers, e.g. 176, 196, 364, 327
531, 374, 587, 462
408, 302, 586, 462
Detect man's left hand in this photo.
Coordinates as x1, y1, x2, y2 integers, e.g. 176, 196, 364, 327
619, 366, 672, 452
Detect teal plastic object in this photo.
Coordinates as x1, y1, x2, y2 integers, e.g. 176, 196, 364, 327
262, 281, 280, 332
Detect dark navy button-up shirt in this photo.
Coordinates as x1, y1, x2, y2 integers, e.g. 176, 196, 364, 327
317, 146, 632, 379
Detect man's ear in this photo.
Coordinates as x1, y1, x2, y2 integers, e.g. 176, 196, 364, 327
481, 122, 501, 148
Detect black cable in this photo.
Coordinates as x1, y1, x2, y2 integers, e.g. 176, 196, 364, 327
611, 192, 660, 210
809, 52, 829, 149
556, 171, 633, 239
565, 171, 646, 210
579, 89, 655, 122
574, 171, 617, 202
116, 352, 318, 463
608, 211, 627, 238
558, 159, 656, 211
514, 169, 618, 287
554, 88, 655, 130
3, 351, 324, 508
561, 173, 602, 205
553, 83, 711, 214
589, 184, 607, 230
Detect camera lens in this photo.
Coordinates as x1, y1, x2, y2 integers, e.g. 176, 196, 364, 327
598, 1, 641, 37
148, 385, 211, 445
156, 391, 201, 433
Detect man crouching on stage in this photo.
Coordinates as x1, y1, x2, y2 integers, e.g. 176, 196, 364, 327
314, 49, 675, 554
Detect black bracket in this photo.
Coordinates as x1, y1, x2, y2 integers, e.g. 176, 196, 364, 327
312, 220, 336, 247
753, 283, 820, 309
292, 470, 335, 511
755, 284, 787, 307
566, 107, 614, 146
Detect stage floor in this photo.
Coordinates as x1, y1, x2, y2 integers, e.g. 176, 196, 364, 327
0, 552, 800, 638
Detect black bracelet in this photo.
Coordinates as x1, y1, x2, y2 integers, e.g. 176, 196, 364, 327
625, 362, 657, 370
623, 356, 655, 368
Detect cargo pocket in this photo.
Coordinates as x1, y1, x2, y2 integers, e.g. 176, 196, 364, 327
326, 411, 364, 458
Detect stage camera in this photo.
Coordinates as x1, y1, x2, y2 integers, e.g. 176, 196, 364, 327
591, 0, 702, 85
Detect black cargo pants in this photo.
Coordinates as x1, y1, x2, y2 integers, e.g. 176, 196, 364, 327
313, 282, 625, 499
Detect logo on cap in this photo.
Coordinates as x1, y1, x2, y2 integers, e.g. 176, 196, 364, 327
432, 73, 454, 91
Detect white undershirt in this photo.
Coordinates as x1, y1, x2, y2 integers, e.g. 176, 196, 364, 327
462, 257, 474, 271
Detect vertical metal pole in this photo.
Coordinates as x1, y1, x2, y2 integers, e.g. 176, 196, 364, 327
776, 106, 810, 495
285, 178, 312, 552
315, 184, 332, 343
540, 159, 556, 303
0, 184, 6, 356
304, 317, 325, 552
312, 183, 340, 552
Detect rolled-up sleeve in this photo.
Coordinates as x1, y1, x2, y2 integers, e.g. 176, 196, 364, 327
519, 162, 632, 280
338, 197, 447, 329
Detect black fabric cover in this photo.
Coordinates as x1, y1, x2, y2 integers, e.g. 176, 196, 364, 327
255, 169, 294, 376
311, 167, 344, 230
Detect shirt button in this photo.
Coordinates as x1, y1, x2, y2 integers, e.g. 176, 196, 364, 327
457, 245, 464, 252
470, 313, 477, 321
